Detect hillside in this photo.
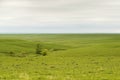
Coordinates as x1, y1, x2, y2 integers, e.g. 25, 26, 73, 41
0, 34, 120, 80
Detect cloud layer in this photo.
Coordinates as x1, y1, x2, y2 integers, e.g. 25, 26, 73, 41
0, 0, 120, 33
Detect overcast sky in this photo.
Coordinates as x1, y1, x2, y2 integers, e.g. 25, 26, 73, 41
0, 0, 120, 33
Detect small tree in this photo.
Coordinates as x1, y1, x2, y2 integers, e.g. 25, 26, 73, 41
36, 44, 42, 55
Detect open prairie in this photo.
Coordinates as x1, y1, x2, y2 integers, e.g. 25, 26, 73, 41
0, 34, 120, 80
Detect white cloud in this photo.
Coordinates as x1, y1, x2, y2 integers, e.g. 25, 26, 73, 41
0, 0, 120, 33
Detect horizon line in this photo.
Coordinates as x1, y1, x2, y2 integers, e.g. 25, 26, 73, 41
0, 33, 120, 34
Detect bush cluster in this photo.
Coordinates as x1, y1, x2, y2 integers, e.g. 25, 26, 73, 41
36, 44, 48, 56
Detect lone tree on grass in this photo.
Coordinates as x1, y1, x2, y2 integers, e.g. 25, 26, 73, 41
36, 44, 42, 55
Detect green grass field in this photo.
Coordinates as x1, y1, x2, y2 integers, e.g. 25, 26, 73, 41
0, 34, 120, 80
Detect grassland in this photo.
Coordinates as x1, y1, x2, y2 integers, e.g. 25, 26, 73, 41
0, 34, 120, 80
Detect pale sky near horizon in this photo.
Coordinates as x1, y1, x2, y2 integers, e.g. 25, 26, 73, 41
0, 0, 120, 33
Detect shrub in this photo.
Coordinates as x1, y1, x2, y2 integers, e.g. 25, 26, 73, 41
42, 49, 48, 56
9, 51, 15, 57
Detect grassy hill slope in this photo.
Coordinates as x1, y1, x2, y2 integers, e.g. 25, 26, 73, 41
0, 34, 120, 80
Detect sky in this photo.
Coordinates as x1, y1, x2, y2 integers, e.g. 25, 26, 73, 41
0, 0, 120, 33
